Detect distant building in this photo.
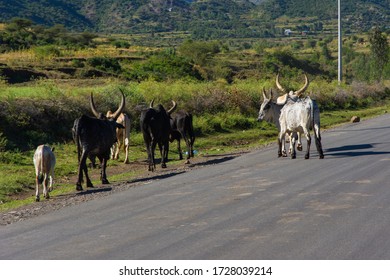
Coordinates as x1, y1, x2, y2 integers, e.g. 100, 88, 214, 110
284, 29, 292, 36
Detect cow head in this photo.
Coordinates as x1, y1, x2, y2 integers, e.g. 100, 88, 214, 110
257, 88, 274, 122
91, 89, 125, 121
275, 73, 309, 104
90, 90, 125, 142
149, 99, 177, 116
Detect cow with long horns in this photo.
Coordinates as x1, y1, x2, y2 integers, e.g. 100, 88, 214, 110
106, 111, 131, 164
73, 91, 125, 190
275, 73, 324, 159
258, 74, 324, 159
140, 100, 177, 171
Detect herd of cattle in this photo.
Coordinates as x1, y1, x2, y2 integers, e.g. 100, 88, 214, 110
33, 73, 324, 202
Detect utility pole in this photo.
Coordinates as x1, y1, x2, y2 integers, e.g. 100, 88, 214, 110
338, 0, 342, 83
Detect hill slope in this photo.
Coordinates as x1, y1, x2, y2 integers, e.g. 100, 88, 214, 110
0, 0, 388, 36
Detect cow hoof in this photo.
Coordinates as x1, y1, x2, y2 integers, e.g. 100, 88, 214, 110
102, 179, 110, 185
76, 184, 83, 191
305, 155, 310, 159
291, 155, 296, 159
282, 152, 287, 157
48, 187, 53, 192
185, 160, 190, 164
319, 154, 324, 159
161, 163, 167, 168
35, 196, 40, 202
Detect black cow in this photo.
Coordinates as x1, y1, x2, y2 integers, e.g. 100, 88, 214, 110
169, 110, 195, 163
73, 91, 125, 190
140, 100, 176, 171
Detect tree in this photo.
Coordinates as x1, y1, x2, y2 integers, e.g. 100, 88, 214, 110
369, 27, 389, 81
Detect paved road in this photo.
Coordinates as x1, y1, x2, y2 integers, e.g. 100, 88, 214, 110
1, 114, 390, 260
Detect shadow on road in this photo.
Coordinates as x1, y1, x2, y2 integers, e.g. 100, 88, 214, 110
125, 171, 186, 184
325, 143, 390, 157
76, 187, 113, 195
189, 155, 238, 167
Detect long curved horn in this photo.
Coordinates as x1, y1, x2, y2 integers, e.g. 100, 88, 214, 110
294, 74, 309, 97
262, 87, 267, 100
276, 73, 287, 94
111, 89, 126, 120
149, 99, 154, 108
90, 93, 101, 118
167, 100, 177, 115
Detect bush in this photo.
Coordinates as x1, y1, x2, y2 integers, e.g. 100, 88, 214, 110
33, 45, 61, 59
87, 57, 121, 73
126, 51, 202, 82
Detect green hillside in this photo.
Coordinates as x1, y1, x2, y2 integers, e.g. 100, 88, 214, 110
0, 0, 388, 37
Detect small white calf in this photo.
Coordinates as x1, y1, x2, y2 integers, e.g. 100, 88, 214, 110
33, 145, 56, 202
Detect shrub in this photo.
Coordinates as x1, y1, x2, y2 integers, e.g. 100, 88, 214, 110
87, 57, 121, 73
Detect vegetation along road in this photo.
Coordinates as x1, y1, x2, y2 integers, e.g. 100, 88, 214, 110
1, 113, 389, 259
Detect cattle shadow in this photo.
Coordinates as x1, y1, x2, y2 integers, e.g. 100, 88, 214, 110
189, 155, 237, 167
76, 186, 113, 195
325, 143, 390, 157
125, 171, 186, 184
333, 125, 390, 133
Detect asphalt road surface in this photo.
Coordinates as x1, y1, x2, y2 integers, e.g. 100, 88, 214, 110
1, 114, 390, 260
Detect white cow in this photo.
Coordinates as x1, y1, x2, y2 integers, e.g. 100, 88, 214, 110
33, 145, 56, 202
257, 88, 302, 157
275, 73, 324, 159
279, 97, 324, 159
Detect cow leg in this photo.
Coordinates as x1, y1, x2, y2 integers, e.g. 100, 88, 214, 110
77, 151, 93, 190
181, 130, 191, 161
314, 126, 324, 159
177, 139, 183, 160
100, 157, 110, 184
277, 132, 284, 158
297, 132, 303, 151
115, 141, 121, 160
43, 174, 50, 199
304, 132, 311, 159
48, 169, 54, 192
281, 134, 288, 157
110, 144, 116, 160
149, 141, 157, 171
124, 138, 130, 164
290, 134, 297, 159
160, 142, 168, 168
35, 177, 40, 202
189, 134, 195, 158
315, 135, 324, 159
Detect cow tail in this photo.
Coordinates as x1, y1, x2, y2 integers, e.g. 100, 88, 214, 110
124, 114, 130, 149
310, 99, 315, 132
75, 119, 82, 163
188, 113, 194, 136
37, 149, 44, 184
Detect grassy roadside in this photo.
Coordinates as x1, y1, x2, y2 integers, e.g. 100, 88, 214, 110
1, 100, 389, 213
